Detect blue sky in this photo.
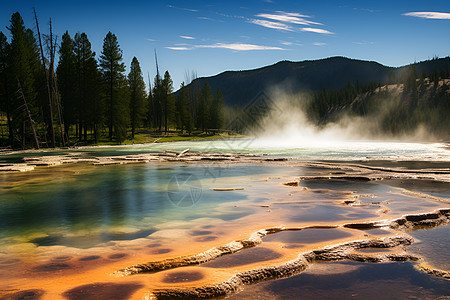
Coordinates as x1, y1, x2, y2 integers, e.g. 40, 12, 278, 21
1, 0, 449, 89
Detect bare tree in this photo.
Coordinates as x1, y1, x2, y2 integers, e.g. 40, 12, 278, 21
33, 8, 55, 147
17, 79, 39, 149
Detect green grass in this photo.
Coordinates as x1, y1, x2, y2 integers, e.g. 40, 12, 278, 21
86, 129, 244, 146
1, 124, 245, 149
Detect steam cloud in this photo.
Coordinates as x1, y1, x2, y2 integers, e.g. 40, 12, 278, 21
247, 87, 434, 149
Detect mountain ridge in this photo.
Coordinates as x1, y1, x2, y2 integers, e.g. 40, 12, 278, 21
183, 56, 450, 107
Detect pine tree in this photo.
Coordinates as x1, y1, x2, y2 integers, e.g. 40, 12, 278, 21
176, 83, 193, 134
73, 32, 101, 142
210, 88, 225, 130
84, 43, 102, 142
152, 72, 162, 132
162, 70, 174, 133
146, 82, 156, 130
197, 82, 213, 132
99, 31, 128, 141
175, 84, 183, 131
8, 12, 39, 147
128, 56, 147, 139
0, 31, 13, 144
57, 31, 76, 139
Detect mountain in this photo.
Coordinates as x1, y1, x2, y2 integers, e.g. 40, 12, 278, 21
184, 56, 450, 107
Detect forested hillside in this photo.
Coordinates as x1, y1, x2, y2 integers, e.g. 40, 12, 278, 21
305, 66, 450, 137
186, 56, 450, 107
0, 10, 448, 149
0, 11, 224, 148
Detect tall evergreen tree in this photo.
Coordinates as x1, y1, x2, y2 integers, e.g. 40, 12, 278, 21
99, 31, 128, 141
210, 88, 225, 130
57, 31, 76, 139
147, 82, 156, 130
197, 82, 213, 132
162, 70, 174, 133
0, 31, 13, 144
176, 83, 193, 134
74, 32, 100, 142
152, 73, 162, 131
8, 12, 40, 147
128, 56, 147, 138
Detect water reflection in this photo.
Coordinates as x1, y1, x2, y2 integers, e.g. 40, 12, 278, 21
0, 164, 271, 248
228, 261, 450, 299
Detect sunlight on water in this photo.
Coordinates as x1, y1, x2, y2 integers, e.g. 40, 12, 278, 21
68, 139, 449, 161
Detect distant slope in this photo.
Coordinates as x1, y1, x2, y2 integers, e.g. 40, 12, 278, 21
184, 56, 450, 107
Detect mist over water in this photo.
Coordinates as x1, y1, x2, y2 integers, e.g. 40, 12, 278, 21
248, 89, 437, 150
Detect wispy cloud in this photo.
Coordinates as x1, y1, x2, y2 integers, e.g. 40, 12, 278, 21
301, 27, 334, 34
165, 43, 286, 51
166, 46, 192, 50
198, 16, 224, 22
250, 10, 333, 34
403, 11, 450, 19
249, 19, 294, 31
167, 4, 198, 12
256, 11, 322, 25
313, 42, 327, 46
280, 41, 303, 46
180, 35, 195, 40
198, 43, 285, 50
145, 38, 156, 42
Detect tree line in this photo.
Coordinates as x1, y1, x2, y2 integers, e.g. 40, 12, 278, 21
0, 11, 225, 149
304, 64, 450, 137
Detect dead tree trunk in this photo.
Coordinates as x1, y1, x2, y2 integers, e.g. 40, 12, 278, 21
33, 7, 55, 148
17, 79, 39, 149
50, 35, 66, 147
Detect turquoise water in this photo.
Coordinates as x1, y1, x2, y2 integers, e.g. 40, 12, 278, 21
0, 140, 448, 299
0, 163, 288, 249
0, 139, 448, 250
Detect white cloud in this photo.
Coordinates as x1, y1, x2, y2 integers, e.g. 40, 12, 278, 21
282, 11, 310, 18
313, 42, 327, 46
166, 43, 286, 51
167, 5, 198, 12
249, 19, 293, 31
180, 35, 195, 40
166, 46, 192, 50
280, 41, 303, 46
197, 16, 224, 22
403, 11, 450, 19
301, 27, 334, 34
250, 10, 333, 34
256, 11, 322, 25
145, 38, 156, 42
196, 43, 286, 51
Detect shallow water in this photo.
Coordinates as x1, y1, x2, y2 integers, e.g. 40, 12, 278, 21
407, 224, 450, 271
227, 261, 450, 300
0, 163, 283, 248
0, 139, 448, 299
